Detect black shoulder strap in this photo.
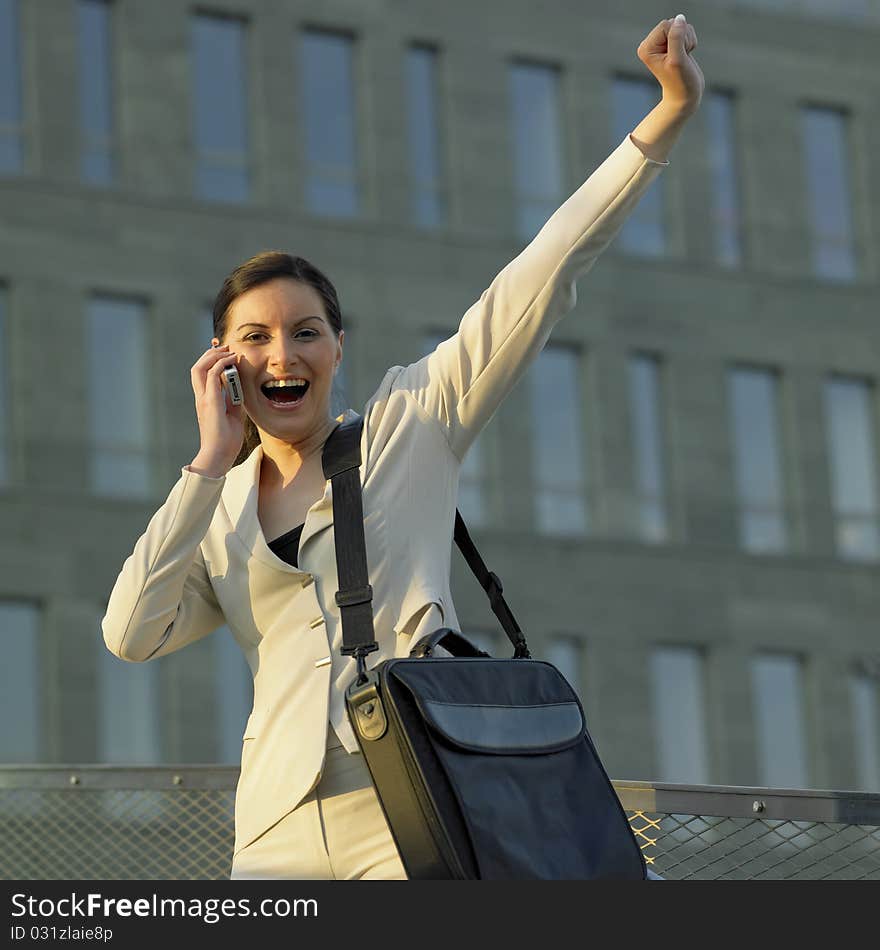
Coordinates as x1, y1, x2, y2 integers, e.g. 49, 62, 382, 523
322, 413, 530, 659
322, 416, 378, 658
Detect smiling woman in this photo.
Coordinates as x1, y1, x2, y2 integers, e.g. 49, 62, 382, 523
203, 253, 345, 474
101, 12, 702, 881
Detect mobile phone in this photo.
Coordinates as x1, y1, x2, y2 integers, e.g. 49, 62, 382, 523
222, 365, 243, 406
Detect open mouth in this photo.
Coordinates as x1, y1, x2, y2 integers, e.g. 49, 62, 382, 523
260, 379, 310, 406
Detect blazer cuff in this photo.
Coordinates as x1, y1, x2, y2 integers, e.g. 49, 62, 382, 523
181, 464, 227, 483
626, 132, 671, 167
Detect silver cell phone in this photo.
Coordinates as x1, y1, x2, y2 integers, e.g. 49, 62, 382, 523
222, 365, 243, 405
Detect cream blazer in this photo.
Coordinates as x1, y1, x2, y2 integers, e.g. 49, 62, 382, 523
102, 134, 668, 856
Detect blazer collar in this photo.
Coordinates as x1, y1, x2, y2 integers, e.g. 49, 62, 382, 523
221, 410, 361, 572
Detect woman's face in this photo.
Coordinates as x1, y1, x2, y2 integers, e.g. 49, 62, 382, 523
223, 277, 343, 442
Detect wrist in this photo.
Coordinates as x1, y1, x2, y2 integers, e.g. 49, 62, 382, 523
659, 94, 700, 119
187, 455, 229, 479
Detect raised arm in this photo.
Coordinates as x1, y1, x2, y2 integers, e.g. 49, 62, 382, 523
631, 14, 704, 162
392, 16, 704, 461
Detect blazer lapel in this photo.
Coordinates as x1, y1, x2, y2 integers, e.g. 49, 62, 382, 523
221, 414, 358, 572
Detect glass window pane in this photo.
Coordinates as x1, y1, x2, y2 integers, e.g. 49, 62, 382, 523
407, 45, 445, 229
728, 367, 787, 553
650, 646, 709, 784
825, 377, 880, 560
0, 601, 40, 761
301, 30, 358, 217
78, 0, 114, 185
629, 354, 668, 542
0, 286, 7, 484
707, 91, 742, 267
98, 643, 160, 763
547, 636, 583, 698
611, 77, 664, 256
638, 499, 666, 543
802, 107, 856, 281
751, 653, 809, 788
192, 14, 249, 202
0, 0, 23, 172
87, 296, 150, 498
850, 673, 880, 791
216, 627, 253, 764
529, 346, 586, 535
510, 63, 563, 241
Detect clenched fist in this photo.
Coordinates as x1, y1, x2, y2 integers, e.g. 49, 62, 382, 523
638, 14, 704, 115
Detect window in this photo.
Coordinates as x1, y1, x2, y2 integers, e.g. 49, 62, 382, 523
802, 106, 856, 280
0, 601, 40, 761
0, 0, 23, 172
98, 643, 160, 763
422, 332, 487, 528
611, 77, 664, 255
406, 44, 445, 229
87, 295, 151, 498
650, 645, 709, 784
824, 377, 879, 560
78, 0, 115, 184
547, 636, 583, 698
300, 30, 358, 217
707, 90, 742, 267
509, 62, 564, 241
192, 13, 250, 202
850, 670, 880, 791
216, 627, 253, 764
628, 354, 668, 542
0, 285, 8, 484
751, 652, 809, 788
529, 345, 586, 536
728, 367, 787, 553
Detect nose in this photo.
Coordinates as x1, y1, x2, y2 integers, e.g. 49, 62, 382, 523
267, 333, 302, 370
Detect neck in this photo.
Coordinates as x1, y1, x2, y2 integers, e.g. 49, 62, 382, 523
257, 416, 339, 489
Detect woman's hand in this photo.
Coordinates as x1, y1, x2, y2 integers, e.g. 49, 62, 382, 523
188, 341, 246, 478
637, 14, 704, 115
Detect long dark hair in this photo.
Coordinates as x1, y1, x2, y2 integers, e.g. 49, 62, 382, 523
212, 251, 344, 467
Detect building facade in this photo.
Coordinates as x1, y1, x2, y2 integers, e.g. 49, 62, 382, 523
1, 0, 879, 792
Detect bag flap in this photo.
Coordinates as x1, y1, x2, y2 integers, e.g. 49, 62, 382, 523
419, 699, 584, 754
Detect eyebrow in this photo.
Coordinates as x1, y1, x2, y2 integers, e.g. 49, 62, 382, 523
234, 316, 324, 331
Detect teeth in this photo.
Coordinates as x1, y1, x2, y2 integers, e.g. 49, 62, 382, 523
264, 378, 308, 389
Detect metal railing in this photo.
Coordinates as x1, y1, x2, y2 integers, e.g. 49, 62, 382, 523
1, 766, 878, 880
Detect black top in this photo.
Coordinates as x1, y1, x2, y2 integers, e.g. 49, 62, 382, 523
267, 522, 305, 568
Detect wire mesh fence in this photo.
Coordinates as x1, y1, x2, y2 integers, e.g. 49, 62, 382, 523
1, 767, 878, 880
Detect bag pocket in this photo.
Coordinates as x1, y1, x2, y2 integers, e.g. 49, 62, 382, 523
387, 661, 644, 880
420, 699, 584, 755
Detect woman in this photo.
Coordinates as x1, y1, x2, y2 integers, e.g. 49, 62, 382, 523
102, 15, 703, 880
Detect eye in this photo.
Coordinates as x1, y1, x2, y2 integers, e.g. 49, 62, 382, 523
241, 328, 319, 342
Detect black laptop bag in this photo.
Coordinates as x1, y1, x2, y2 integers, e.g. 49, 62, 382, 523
323, 413, 646, 880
